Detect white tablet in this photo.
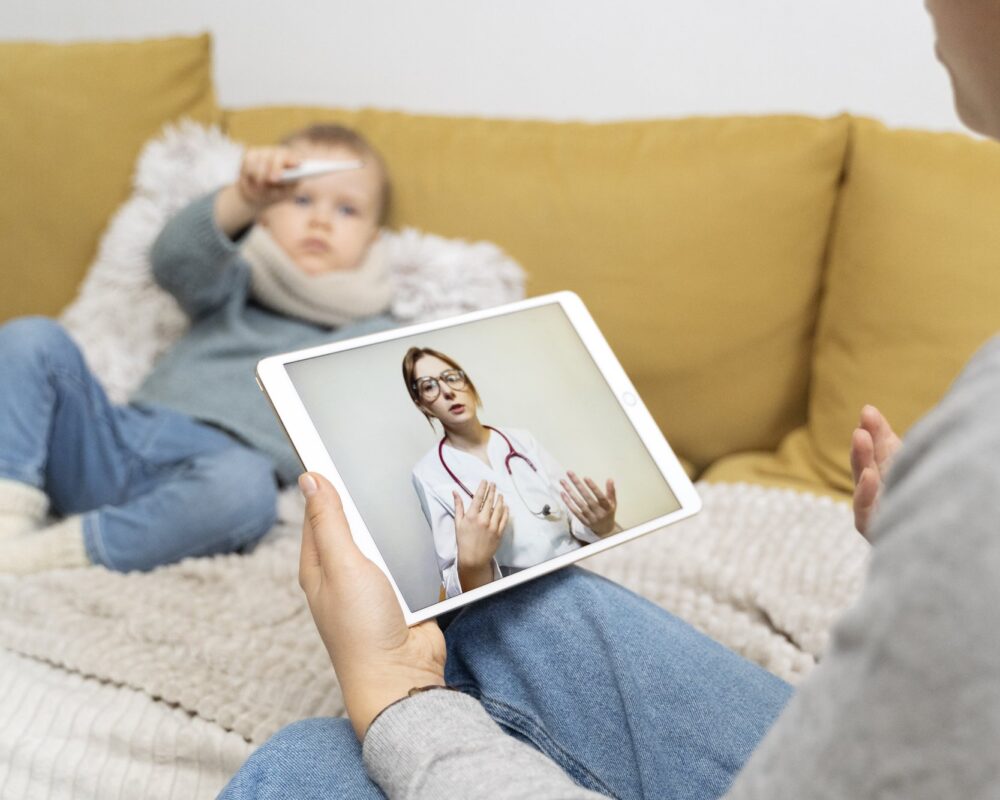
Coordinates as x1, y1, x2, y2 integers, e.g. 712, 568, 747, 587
256, 291, 700, 625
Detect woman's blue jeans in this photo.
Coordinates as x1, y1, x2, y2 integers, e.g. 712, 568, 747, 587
0, 317, 278, 571
219, 568, 792, 799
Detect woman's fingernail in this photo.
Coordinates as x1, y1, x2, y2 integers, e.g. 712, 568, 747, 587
299, 473, 318, 497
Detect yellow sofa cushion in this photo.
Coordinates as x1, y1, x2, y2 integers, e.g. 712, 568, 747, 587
226, 108, 848, 469
0, 35, 219, 322
712, 119, 1000, 495
701, 429, 850, 500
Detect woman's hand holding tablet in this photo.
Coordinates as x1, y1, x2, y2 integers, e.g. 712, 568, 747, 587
297, 471, 446, 738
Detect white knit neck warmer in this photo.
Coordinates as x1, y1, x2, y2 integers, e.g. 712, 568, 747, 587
242, 226, 393, 328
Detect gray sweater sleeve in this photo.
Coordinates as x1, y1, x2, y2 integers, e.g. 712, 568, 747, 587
362, 690, 605, 799
723, 334, 1000, 799
149, 191, 246, 320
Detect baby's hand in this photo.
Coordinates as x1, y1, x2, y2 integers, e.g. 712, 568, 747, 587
850, 404, 902, 539
235, 146, 301, 210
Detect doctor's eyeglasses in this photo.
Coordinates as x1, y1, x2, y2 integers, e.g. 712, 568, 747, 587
413, 369, 468, 402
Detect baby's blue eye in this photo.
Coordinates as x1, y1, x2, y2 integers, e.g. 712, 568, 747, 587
293, 195, 312, 206
338, 204, 358, 216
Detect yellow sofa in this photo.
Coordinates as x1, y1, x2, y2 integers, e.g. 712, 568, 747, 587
5, 34, 1000, 501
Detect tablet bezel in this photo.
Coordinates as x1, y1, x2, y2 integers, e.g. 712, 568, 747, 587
256, 291, 701, 626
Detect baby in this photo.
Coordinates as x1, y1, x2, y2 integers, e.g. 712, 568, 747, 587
0, 123, 397, 574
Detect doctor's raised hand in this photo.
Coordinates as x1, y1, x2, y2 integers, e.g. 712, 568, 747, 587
453, 480, 509, 592
297, 472, 446, 740
561, 472, 619, 537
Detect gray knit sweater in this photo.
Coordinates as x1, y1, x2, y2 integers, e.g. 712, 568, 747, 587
362, 335, 1000, 799
130, 193, 397, 485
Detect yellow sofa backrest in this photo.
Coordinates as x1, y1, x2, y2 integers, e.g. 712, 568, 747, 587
774, 119, 1000, 495
226, 108, 849, 471
0, 35, 219, 320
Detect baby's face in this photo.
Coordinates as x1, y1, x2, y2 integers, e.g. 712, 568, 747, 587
258, 143, 382, 275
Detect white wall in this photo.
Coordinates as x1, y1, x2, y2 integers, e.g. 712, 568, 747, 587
2, 0, 965, 132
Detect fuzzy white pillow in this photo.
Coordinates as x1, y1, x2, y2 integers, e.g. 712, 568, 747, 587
60, 120, 526, 403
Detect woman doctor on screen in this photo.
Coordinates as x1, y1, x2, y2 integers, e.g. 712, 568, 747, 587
403, 346, 621, 598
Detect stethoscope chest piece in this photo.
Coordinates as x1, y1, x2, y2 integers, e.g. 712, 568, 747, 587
439, 426, 563, 521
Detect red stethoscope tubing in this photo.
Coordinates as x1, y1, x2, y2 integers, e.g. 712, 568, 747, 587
438, 426, 539, 498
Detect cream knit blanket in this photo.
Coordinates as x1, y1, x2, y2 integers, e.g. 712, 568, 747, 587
0, 482, 868, 747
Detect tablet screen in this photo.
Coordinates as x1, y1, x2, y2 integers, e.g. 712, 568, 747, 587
285, 302, 680, 612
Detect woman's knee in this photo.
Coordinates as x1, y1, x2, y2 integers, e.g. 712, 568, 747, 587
444, 568, 613, 674
450, 567, 609, 637
222, 718, 373, 799
262, 716, 356, 754
444, 567, 711, 685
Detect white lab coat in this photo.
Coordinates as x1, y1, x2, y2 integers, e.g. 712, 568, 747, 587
411, 427, 600, 598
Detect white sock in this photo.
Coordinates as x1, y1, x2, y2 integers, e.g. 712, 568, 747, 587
0, 479, 49, 539
0, 515, 90, 575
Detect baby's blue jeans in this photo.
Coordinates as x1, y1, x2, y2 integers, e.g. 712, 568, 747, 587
219, 568, 792, 800
0, 317, 278, 571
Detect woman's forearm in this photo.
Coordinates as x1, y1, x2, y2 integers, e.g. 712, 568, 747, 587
364, 690, 604, 799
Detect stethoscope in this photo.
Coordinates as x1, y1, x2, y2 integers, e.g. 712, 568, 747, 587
438, 426, 562, 520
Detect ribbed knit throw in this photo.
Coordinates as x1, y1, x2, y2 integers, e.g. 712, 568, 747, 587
242, 226, 393, 328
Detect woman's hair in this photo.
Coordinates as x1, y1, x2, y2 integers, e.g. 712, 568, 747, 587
402, 347, 482, 425
280, 122, 392, 225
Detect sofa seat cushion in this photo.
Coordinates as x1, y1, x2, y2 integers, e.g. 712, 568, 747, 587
701, 428, 851, 501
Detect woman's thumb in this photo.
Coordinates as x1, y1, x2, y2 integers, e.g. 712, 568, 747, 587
300, 472, 353, 561
453, 491, 464, 522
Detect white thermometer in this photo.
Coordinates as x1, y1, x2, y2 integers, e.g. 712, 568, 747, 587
278, 159, 365, 183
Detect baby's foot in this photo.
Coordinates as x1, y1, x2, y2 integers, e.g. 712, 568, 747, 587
850, 405, 902, 538
0, 479, 49, 540
0, 516, 89, 574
